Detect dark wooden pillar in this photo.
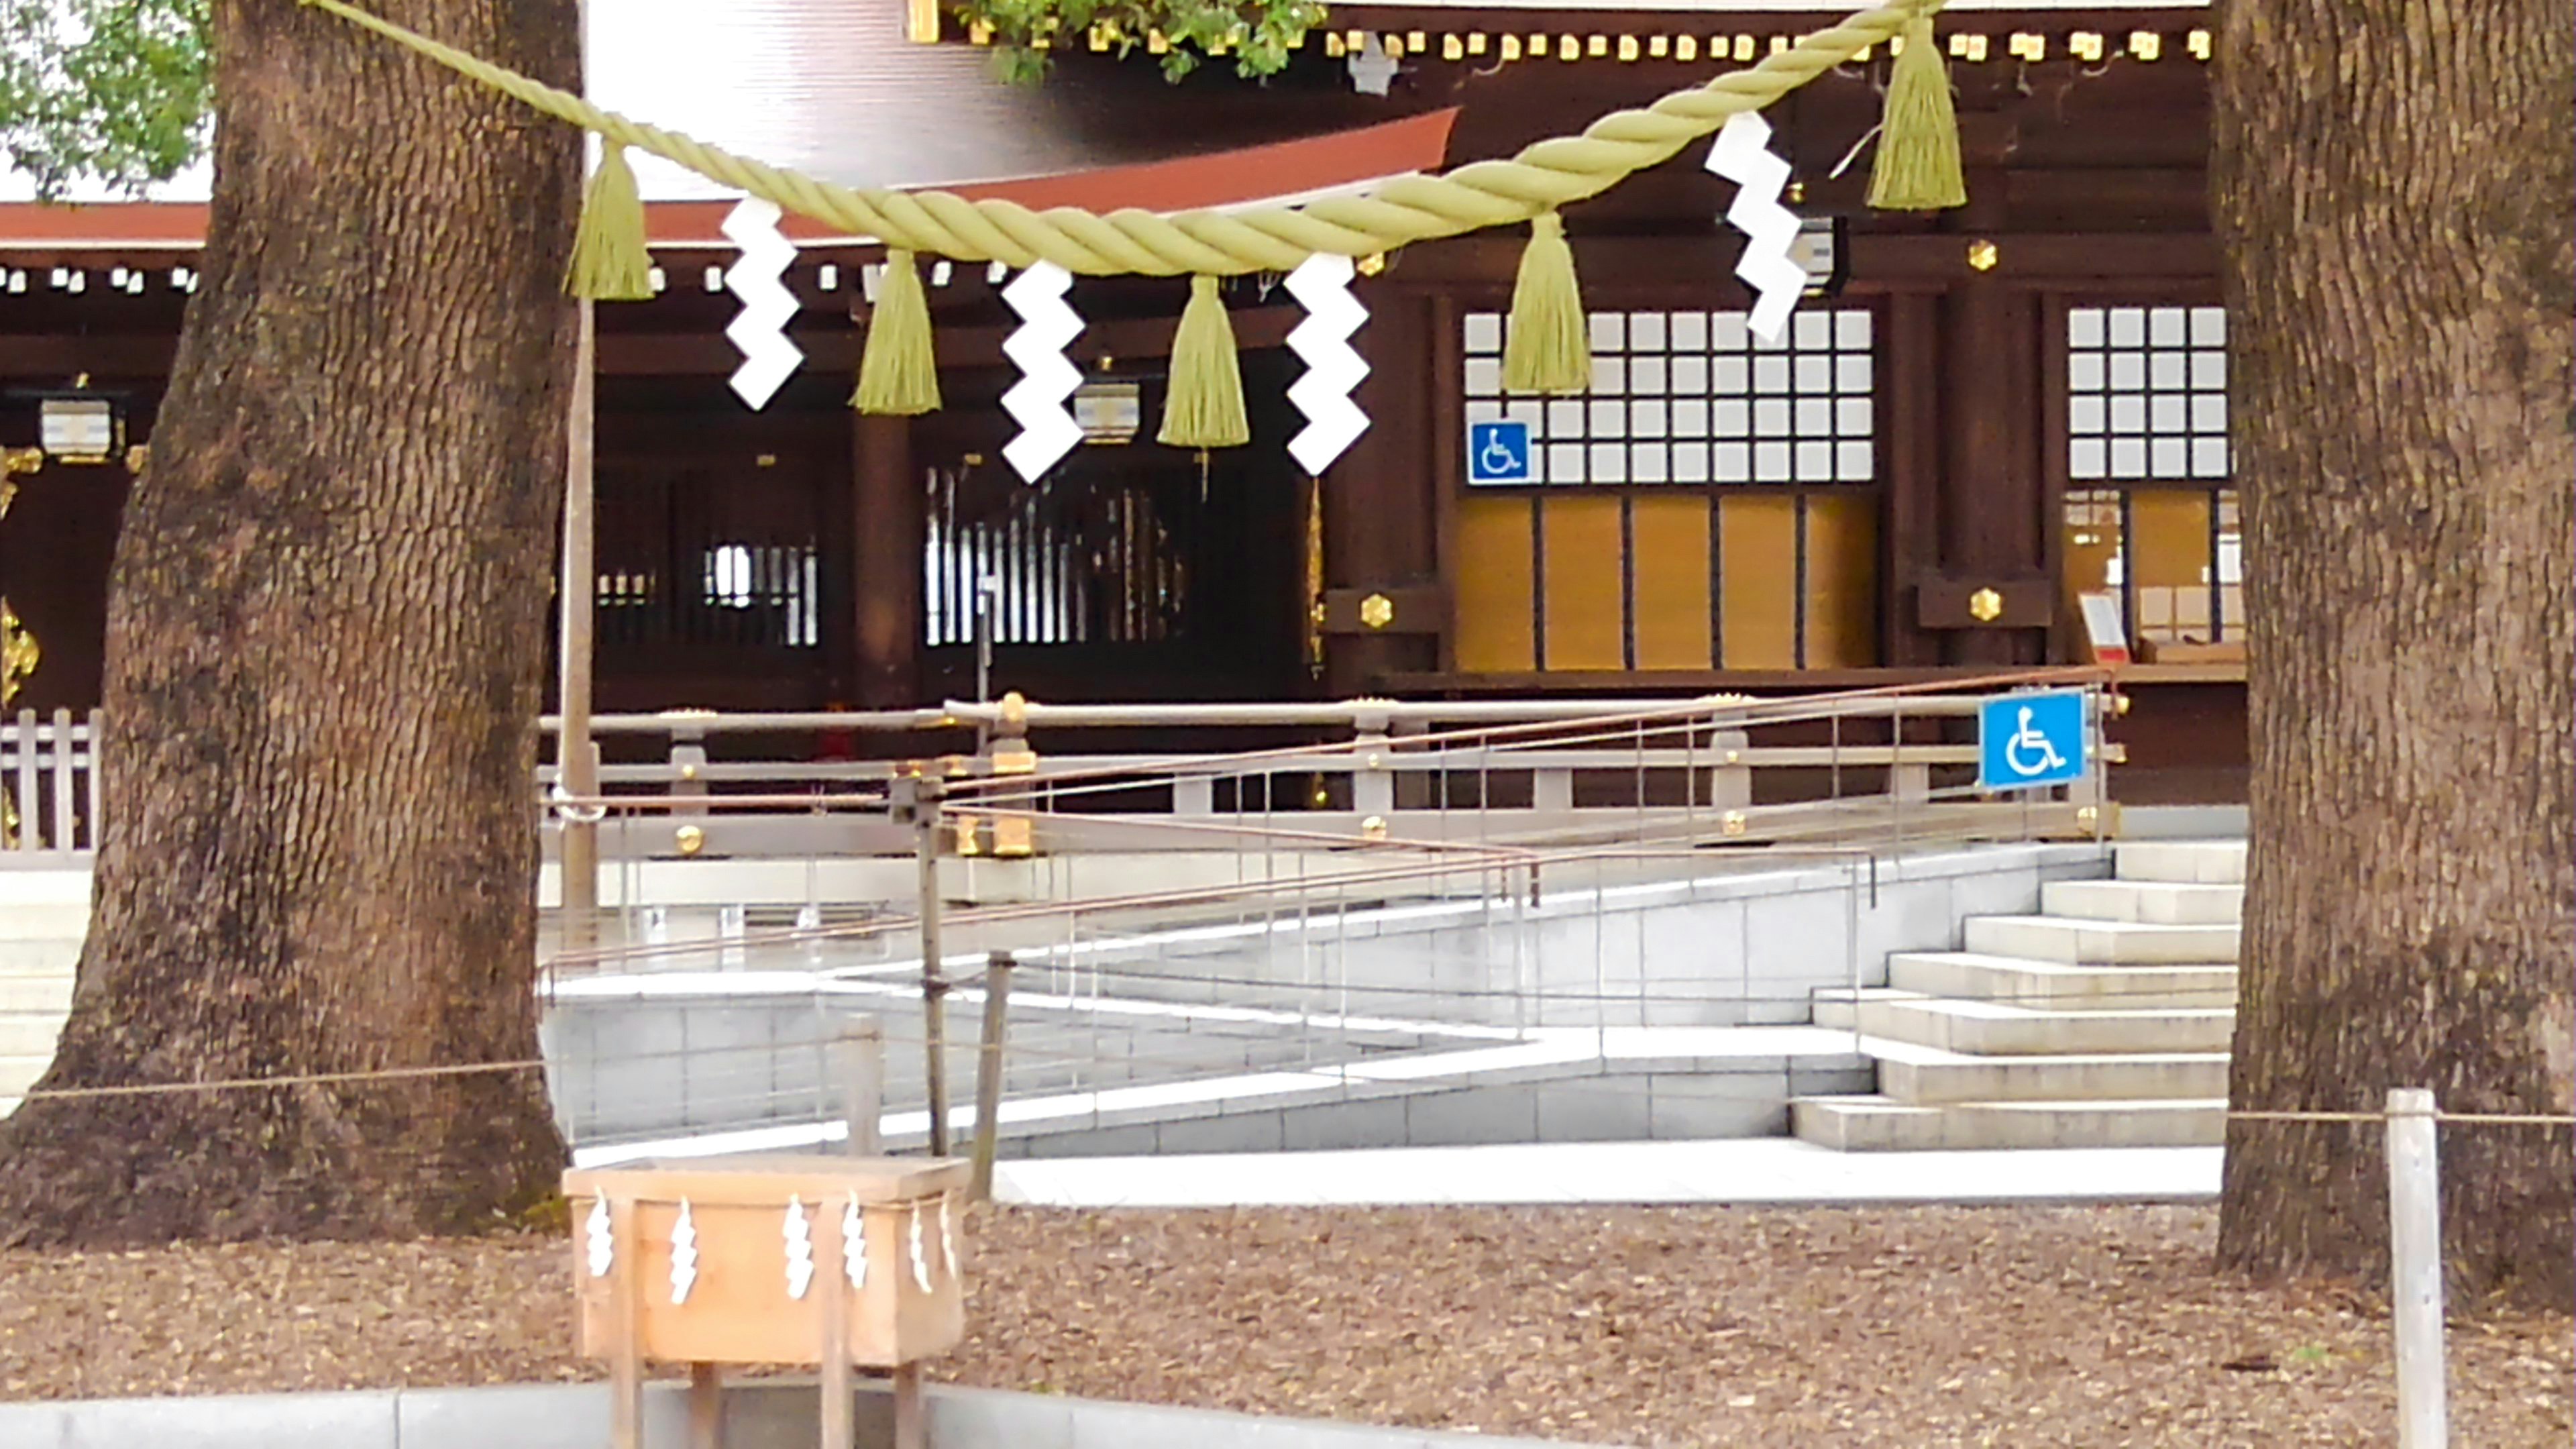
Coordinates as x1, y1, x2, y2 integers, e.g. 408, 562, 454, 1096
1931, 155, 2049, 667
1879, 291, 1943, 668
1320, 283, 1442, 694
849, 411, 920, 708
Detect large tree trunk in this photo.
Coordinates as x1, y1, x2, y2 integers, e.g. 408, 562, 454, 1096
2210, 0, 2574, 1305
0, 0, 578, 1245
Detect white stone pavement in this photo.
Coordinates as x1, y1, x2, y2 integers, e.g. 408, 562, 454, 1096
994, 1138, 2222, 1210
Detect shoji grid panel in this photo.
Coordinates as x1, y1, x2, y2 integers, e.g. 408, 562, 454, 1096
2067, 305, 2229, 482
1462, 309, 1876, 486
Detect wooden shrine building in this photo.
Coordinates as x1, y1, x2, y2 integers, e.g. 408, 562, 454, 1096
0, 0, 2248, 802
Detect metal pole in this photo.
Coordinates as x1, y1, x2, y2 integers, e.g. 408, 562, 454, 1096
838, 1016, 884, 1157
975, 577, 998, 704
2386, 1087, 2449, 1448
917, 812, 951, 1157
969, 951, 1016, 1200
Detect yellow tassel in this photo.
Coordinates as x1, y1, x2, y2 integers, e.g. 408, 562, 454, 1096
1867, 13, 1967, 211
1158, 276, 1250, 449
853, 250, 941, 416
1502, 212, 1590, 394
563, 144, 653, 301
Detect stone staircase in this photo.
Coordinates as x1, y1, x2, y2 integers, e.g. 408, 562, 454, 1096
0, 948, 76, 1118
1792, 840, 2243, 1150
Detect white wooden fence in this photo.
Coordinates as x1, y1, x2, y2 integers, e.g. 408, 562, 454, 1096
0, 708, 99, 857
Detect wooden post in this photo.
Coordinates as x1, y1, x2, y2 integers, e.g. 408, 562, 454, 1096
892, 1362, 926, 1449
916, 804, 951, 1157
818, 1204, 854, 1449
969, 952, 1016, 1200
607, 1195, 643, 1449
851, 412, 920, 709
557, 278, 601, 951
839, 1016, 885, 1157
2386, 1088, 2449, 1448
688, 1361, 724, 1449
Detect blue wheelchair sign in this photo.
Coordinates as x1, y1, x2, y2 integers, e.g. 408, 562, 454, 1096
1467, 419, 1533, 484
1977, 690, 2088, 791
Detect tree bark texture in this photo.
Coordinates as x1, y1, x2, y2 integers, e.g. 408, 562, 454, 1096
0, 0, 580, 1244
2211, 0, 2573, 1305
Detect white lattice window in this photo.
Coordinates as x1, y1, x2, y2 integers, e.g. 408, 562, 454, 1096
1462, 308, 1876, 486
2068, 305, 2229, 482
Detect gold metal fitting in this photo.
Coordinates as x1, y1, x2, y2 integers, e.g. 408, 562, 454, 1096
2074, 806, 2099, 830
125, 443, 151, 472
1721, 810, 1748, 838
953, 814, 983, 856
2128, 30, 2161, 61
1966, 239, 2000, 272
1360, 814, 1389, 842
678, 763, 698, 782
1968, 587, 2004, 623
1, 447, 41, 479
990, 748, 1039, 776
1359, 592, 1395, 629
674, 824, 705, 856
1356, 252, 1388, 278
2103, 742, 2131, 765
1723, 749, 1741, 765
993, 816, 1036, 857
998, 690, 1028, 731
2109, 694, 2133, 718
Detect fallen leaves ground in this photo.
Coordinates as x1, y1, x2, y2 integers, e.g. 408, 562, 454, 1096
1, 1204, 2567, 1446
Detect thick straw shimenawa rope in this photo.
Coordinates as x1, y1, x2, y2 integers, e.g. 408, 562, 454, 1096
300, 0, 1947, 278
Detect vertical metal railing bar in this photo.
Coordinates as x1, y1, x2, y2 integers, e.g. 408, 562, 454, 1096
1845, 856, 1864, 1056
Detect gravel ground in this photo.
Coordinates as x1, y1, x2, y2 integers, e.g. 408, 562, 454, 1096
0, 1203, 2567, 1447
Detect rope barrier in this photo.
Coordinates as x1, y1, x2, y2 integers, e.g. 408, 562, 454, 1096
297, 0, 1941, 276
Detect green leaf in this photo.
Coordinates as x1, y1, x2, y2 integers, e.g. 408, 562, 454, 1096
0, 0, 211, 199
953, 0, 1320, 85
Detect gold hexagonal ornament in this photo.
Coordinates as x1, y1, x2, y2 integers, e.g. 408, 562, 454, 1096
1968, 587, 2004, 623
1358, 593, 1396, 630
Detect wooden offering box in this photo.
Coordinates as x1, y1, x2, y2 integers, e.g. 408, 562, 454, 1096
564, 1154, 971, 1448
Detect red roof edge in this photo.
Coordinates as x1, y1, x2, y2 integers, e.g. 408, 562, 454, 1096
0, 109, 1460, 252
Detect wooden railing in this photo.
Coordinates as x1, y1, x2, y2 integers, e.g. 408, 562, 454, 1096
533, 670, 2119, 861
3, 671, 2120, 864
0, 708, 100, 857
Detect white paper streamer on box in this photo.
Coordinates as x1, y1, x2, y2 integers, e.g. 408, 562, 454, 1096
783, 1195, 816, 1301
669, 1198, 700, 1305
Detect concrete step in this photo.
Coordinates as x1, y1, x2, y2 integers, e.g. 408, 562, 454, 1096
0, 971, 74, 1012
0, 1052, 49, 1097
0, 940, 82, 975
2115, 840, 2246, 885
1868, 1038, 2230, 1103
1813, 989, 2233, 1055
0, 1012, 66, 1057
2041, 879, 2243, 926
1791, 1094, 2226, 1150
0, 902, 89, 940
1963, 914, 2238, 965
1885, 951, 2237, 1008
